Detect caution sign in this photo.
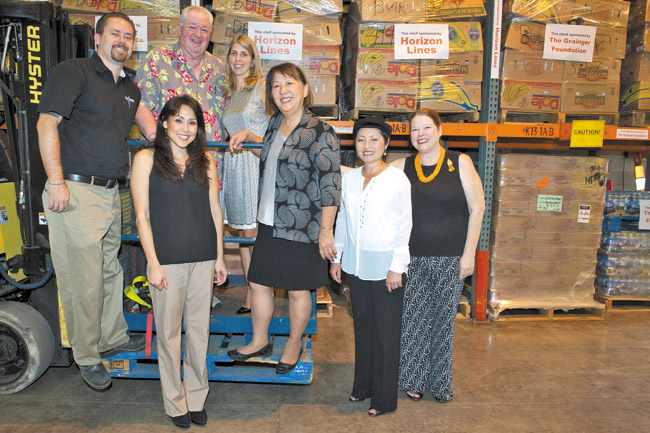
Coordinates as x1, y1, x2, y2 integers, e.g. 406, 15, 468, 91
570, 120, 604, 148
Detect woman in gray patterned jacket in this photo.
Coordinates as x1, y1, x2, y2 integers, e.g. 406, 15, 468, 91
227, 63, 341, 374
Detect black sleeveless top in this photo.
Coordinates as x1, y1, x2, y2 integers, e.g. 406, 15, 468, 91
404, 151, 469, 257
149, 166, 218, 265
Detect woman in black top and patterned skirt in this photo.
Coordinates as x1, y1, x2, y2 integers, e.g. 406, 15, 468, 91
131, 95, 228, 428
391, 108, 485, 402
227, 63, 341, 374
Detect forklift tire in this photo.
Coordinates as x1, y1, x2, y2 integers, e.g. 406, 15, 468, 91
0, 301, 55, 394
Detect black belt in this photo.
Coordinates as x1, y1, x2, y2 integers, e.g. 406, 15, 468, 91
64, 174, 125, 189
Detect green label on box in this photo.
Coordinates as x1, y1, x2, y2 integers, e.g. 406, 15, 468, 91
537, 194, 563, 212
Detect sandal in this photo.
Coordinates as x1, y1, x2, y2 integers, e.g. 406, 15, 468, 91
406, 391, 423, 401
368, 408, 385, 417
348, 395, 366, 402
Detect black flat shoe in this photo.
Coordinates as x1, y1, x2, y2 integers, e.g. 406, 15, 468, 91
170, 413, 191, 428
189, 409, 207, 425
275, 347, 303, 374
236, 306, 251, 314
349, 395, 366, 402
434, 396, 452, 403
406, 391, 423, 401
227, 343, 273, 361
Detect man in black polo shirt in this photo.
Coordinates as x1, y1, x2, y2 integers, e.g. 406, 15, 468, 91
36, 12, 144, 391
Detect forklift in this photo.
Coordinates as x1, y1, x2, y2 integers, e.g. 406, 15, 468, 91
0, 1, 316, 394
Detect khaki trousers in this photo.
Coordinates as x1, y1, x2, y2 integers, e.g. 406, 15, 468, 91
43, 181, 129, 366
150, 260, 214, 417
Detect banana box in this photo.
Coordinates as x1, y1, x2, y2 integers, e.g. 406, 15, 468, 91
563, 57, 621, 82
629, 0, 650, 30
504, 21, 626, 58
354, 79, 418, 112
120, 0, 180, 16
501, 50, 564, 82
627, 22, 650, 53
61, 0, 120, 13
261, 45, 341, 75
560, 81, 619, 113
357, 22, 482, 51
621, 52, 650, 86
212, 0, 278, 21
505, 0, 629, 28
420, 52, 483, 82
275, 0, 343, 22
309, 75, 338, 106
418, 79, 481, 112
356, 49, 418, 81
500, 80, 562, 112
620, 81, 650, 111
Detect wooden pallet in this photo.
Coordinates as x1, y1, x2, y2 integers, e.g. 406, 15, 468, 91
310, 105, 339, 120
439, 111, 480, 123
619, 110, 650, 127
316, 286, 334, 318
489, 305, 606, 321
456, 297, 471, 318
348, 109, 413, 121
499, 110, 561, 124
595, 295, 650, 312
559, 112, 619, 125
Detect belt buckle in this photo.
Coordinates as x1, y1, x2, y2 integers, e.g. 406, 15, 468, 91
106, 179, 117, 189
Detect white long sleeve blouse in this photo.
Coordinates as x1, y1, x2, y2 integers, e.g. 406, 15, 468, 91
333, 165, 412, 281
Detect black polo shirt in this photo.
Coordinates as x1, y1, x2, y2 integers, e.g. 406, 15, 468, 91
38, 53, 140, 179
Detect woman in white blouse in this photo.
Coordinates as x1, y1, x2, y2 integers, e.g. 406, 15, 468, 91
330, 118, 412, 417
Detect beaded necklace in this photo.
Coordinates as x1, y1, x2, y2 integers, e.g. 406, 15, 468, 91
414, 147, 445, 183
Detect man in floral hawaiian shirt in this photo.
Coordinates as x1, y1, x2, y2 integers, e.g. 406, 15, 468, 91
134, 5, 226, 309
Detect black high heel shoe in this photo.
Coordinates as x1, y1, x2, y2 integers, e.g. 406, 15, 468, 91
275, 347, 303, 374
227, 343, 273, 361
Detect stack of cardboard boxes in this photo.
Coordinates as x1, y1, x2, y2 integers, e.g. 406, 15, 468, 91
210, 0, 343, 115
619, 0, 650, 125
342, 0, 485, 118
489, 153, 608, 318
502, 0, 628, 118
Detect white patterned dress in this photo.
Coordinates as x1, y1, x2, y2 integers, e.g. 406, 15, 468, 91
222, 81, 268, 229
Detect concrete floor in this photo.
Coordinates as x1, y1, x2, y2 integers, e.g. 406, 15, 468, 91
1, 296, 649, 433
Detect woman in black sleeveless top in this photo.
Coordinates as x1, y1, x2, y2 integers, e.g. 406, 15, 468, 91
391, 108, 485, 403
131, 95, 227, 428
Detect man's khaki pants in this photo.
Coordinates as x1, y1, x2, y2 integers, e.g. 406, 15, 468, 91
150, 260, 214, 416
43, 181, 129, 366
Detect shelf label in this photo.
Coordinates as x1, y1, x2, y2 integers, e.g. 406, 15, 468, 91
537, 194, 563, 212
248, 22, 303, 60
570, 120, 604, 148
616, 129, 649, 140
394, 24, 449, 60
577, 204, 591, 224
543, 24, 595, 62
490, 0, 503, 79
522, 125, 556, 138
640, 200, 650, 230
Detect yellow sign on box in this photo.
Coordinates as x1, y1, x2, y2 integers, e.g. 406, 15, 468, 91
570, 120, 605, 148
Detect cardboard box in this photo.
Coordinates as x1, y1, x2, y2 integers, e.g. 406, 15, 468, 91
309, 75, 337, 106
426, 0, 486, 21
620, 81, 650, 111
261, 45, 341, 75
275, 0, 343, 22
504, 21, 626, 58
212, 0, 277, 21
420, 51, 483, 81
629, 0, 650, 29
357, 21, 482, 51
501, 50, 564, 82
356, 49, 418, 81
627, 22, 650, 54
354, 79, 417, 112
61, 0, 120, 13
506, 0, 629, 28
147, 17, 180, 42
563, 57, 620, 82
500, 80, 562, 112
120, 0, 179, 16
210, 13, 264, 44
303, 21, 342, 46
356, 0, 426, 22
418, 79, 481, 112
560, 81, 619, 113
621, 52, 650, 86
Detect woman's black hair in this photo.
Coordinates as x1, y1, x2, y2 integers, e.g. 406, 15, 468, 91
152, 95, 210, 187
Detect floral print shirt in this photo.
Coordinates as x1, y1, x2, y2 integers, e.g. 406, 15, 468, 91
134, 42, 226, 142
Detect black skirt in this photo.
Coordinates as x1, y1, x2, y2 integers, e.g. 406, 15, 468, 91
248, 224, 327, 290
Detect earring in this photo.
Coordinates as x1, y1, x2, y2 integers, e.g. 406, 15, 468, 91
384, 150, 387, 156
164, 128, 168, 137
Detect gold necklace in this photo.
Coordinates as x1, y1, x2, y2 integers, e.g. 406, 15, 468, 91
415, 147, 445, 183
